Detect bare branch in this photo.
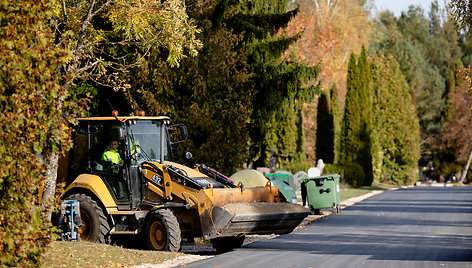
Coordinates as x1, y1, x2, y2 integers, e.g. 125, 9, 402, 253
91, 0, 112, 18
62, 0, 68, 25
75, 0, 96, 58
74, 60, 100, 76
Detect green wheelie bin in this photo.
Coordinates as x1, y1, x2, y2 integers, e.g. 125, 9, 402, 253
301, 174, 341, 214
265, 173, 298, 204
265, 173, 289, 183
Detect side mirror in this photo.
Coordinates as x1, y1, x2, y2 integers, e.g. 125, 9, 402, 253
179, 125, 188, 140
116, 127, 126, 140
131, 152, 141, 161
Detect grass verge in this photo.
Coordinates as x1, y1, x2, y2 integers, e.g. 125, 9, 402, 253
41, 240, 181, 268
340, 184, 395, 201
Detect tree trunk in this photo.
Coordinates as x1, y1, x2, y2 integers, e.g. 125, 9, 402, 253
40, 88, 69, 221
459, 147, 472, 185
40, 0, 100, 221
41, 152, 59, 221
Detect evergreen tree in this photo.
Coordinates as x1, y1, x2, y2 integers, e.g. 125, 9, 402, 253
316, 90, 334, 163
371, 54, 420, 185
369, 5, 466, 179
251, 59, 320, 170
371, 9, 446, 135
118, 0, 320, 174
340, 46, 373, 186
330, 83, 342, 164
341, 53, 359, 166
357, 46, 373, 185
230, 1, 321, 170
119, 1, 252, 174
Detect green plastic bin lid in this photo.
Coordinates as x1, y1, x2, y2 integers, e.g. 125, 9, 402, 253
301, 173, 340, 183
229, 170, 298, 203
270, 179, 298, 203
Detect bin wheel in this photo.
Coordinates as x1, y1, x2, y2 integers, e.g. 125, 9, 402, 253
335, 205, 342, 213
311, 208, 321, 215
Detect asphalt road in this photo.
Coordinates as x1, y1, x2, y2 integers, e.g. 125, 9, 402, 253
185, 187, 472, 268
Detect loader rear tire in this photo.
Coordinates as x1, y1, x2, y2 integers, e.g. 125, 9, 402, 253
145, 209, 181, 252
64, 193, 110, 243
210, 236, 245, 252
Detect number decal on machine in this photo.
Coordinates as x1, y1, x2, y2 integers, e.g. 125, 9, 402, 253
152, 174, 162, 185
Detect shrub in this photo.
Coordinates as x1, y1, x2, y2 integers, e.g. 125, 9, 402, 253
323, 163, 343, 175
343, 162, 365, 187
324, 162, 365, 186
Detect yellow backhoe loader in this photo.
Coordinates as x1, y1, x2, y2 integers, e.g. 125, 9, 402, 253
58, 112, 309, 252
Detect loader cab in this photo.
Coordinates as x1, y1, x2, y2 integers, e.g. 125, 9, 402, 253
67, 116, 174, 210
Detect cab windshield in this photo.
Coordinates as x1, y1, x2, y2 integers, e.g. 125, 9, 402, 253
127, 120, 170, 163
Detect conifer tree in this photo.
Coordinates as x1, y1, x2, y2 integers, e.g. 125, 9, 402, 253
357, 46, 373, 185
371, 54, 420, 185
330, 83, 342, 164
225, 0, 321, 169
117, 0, 320, 173
341, 53, 359, 165
340, 46, 373, 186
316, 90, 334, 163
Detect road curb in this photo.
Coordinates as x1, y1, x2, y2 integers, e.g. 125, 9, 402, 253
340, 189, 385, 209
296, 188, 392, 230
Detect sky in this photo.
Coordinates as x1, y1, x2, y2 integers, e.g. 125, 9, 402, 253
374, 0, 448, 17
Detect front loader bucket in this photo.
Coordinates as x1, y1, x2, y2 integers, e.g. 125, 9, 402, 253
202, 202, 309, 239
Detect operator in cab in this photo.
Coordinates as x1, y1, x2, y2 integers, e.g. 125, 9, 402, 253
102, 139, 123, 172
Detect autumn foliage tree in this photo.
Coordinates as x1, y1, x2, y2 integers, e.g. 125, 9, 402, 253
286, 0, 370, 92
41, 0, 203, 219
0, 0, 69, 265
285, 0, 371, 163
450, 0, 472, 112
441, 68, 472, 184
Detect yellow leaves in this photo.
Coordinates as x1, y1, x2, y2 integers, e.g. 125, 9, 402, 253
458, 65, 472, 95
109, 0, 202, 67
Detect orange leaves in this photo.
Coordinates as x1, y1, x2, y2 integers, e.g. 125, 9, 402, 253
286, 0, 371, 95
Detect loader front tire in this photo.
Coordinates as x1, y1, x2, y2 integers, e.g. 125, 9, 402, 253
64, 193, 110, 243
210, 236, 245, 252
145, 209, 181, 252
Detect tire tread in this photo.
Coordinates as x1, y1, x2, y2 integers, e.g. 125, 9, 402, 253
65, 193, 111, 244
